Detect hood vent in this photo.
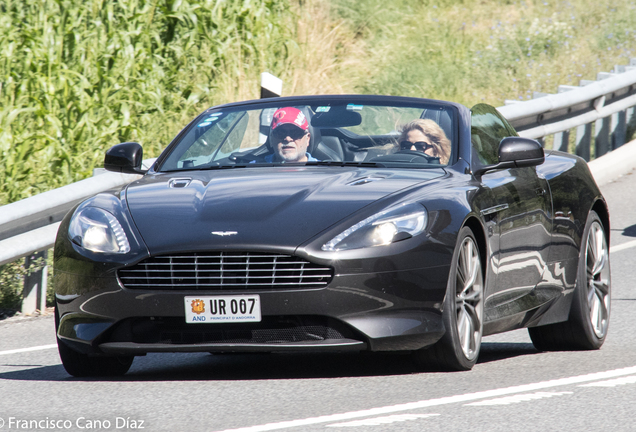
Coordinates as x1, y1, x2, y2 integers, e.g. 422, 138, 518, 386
347, 176, 385, 186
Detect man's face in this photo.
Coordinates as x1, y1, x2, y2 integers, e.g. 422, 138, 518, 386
271, 124, 311, 163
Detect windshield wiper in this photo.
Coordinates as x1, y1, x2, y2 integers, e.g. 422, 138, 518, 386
199, 163, 276, 170
304, 161, 385, 168
193, 161, 385, 170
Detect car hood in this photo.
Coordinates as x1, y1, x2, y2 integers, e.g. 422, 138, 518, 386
125, 167, 445, 255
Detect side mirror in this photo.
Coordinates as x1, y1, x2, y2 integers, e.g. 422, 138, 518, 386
498, 137, 545, 167
104, 142, 146, 174
474, 137, 544, 176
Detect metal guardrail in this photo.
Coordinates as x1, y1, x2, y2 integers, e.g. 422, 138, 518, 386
497, 59, 636, 160
0, 164, 156, 314
0, 166, 153, 267
2, 69, 636, 313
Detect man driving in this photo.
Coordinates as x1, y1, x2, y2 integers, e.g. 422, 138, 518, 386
265, 107, 318, 163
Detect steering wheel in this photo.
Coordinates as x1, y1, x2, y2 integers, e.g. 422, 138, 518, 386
395, 150, 440, 163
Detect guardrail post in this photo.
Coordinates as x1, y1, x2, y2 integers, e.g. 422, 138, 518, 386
553, 129, 570, 152
594, 117, 610, 159
627, 107, 636, 142
530, 92, 548, 147
22, 250, 48, 314
260, 72, 282, 98
575, 123, 592, 160
611, 110, 627, 149
553, 86, 577, 152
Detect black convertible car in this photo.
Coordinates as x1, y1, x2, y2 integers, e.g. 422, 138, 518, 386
54, 95, 610, 376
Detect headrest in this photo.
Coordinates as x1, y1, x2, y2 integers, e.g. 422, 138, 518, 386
420, 108, 453, 143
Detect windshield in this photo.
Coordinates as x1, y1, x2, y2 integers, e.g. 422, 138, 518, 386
158, 99, 457, 171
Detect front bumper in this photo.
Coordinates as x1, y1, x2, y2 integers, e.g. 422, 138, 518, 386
56, 264, 450, 355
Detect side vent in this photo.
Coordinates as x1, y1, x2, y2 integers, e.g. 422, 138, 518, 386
168, 178, 192, 188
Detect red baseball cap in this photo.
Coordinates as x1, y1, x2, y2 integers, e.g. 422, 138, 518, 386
271, 107, 309, 131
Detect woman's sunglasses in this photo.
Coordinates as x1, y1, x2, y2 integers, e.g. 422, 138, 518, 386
400, 141, 434, 152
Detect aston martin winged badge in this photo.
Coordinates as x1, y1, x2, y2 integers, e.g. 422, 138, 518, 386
211, 231, 238, 236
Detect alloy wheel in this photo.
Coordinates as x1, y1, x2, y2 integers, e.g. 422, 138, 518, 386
585, 221, 610, 338
455, 236, 484, 361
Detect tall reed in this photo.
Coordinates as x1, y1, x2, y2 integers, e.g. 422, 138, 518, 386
0, 0, 294, 204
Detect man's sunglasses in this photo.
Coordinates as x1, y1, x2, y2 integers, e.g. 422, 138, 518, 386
272, 126, 308, 141
400, 141, 434, 152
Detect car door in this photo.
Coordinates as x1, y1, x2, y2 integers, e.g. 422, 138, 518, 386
471, 104, 552, 320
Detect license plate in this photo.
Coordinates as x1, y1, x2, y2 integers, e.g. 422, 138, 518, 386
185, 295, 261, 324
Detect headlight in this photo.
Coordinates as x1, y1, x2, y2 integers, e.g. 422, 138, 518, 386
322, 203, 427, 251
68, 207, 131, 254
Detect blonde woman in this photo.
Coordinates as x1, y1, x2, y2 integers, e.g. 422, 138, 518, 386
397, 119, 451, 164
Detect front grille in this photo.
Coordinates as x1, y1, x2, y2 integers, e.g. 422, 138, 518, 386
118, 252, 333, 290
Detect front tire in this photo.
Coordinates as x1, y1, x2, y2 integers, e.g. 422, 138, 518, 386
55, 307, 133, 377
414, 226, 484, 371
528, 210, 610, 351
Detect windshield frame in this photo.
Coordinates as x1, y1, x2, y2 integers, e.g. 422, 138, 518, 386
154, 95, 462, 173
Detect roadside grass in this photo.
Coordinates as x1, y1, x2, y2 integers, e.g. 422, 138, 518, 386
330, 0, 636, 108
0, 260, 26, 312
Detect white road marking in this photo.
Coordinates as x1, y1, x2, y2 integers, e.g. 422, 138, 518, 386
610, 239, 636, 253
579, 375, 636, 387
326, 414, 439, 428
214, 365, 636, 432
0, 344, 57, 356
464, 391, 572, 406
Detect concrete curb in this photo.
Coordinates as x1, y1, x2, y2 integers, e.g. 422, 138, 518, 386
588, 139, 636, 186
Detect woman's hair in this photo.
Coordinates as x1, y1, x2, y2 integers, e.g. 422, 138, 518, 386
398, 119, 451, 164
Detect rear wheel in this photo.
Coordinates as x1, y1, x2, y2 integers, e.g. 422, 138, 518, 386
529, 210, 610, 351
414, 226, 484, 371
55, 307, 133, 377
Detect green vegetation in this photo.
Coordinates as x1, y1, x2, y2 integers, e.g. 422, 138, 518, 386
3, 0, 634, 205
0, 0, 295, 205
0, 254, 52, 312
0, 0, 300, 310
0, 261, 25, 312
2, 0, 636, 310
331, 0, 636, 107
